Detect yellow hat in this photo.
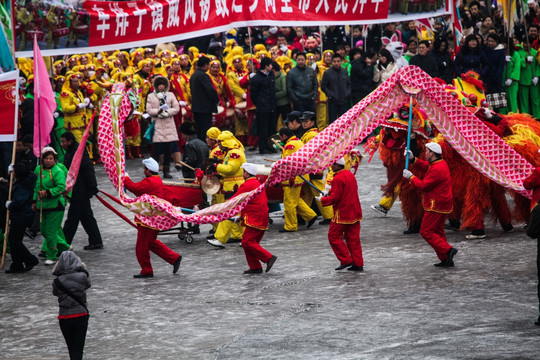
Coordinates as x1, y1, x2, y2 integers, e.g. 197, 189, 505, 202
217, 131, 237, 148
206, 127, 222, 140
254, 44, 266, 52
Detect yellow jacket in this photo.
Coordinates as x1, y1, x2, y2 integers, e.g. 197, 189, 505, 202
60, 87, 87, 130
227, 69, 248, 104
281, 136, 305, 186
216, 148, 246, 193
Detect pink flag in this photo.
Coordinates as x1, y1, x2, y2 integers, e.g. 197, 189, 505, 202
65, 113, 94, 193
33, 36, 56, 158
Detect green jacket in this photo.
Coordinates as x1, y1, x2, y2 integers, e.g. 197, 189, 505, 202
503, 51, 521, 84
517, 47, 540, 85
33, 163, 68, 209
274, 70, 289, 107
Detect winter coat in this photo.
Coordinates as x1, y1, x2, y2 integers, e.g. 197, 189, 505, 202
234, 177, 269, 230
63, 141, 98, 201
431, 50, 454, 84
409, 158, 453, 214
33, 163, 68, 210
320, 168, 362, 224
453, 47, 489, 79
350, 58, 375, 102
190, 68, 219, 114
373, 61, 399, 86
182, 135, 209, 179
286, 66, 318, 103
484, 44, 506, 93
409, 53, 439, 78
250, 70, 277, 112
8, 172, 36, 225
53, 251, 91, 317
274, 70, 289, 107
146, 77, 180, 143
321, 66, 351, 104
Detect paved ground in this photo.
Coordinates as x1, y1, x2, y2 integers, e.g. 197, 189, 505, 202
1, 151, 539, 360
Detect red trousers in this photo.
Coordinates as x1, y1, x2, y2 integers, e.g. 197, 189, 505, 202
420, 211, 452, 261
242, 226, 272, 270
328, 221, 364, 266
136, 225, 180, 275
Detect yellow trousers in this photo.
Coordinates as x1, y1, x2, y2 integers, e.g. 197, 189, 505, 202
301, 179, 333, 220
214, 220, 245, 243
283, 186, 317, 231
316, 102, 328, 131
379, 183, 400, 211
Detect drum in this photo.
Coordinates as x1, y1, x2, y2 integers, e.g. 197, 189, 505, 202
226, 108, 234, 117
235, 101, 247, 110
53, 27, 69, 37
162, 180, 203, 208
74, 25, 89, 35
201, 175, 221, 195
26, 29, 44, 42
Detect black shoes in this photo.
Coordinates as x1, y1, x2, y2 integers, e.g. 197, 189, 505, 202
38, 251, 46, 258
307, 216, 318, 228
435, 248, 458, 267
228, 238, 242, 244
5, 268, 25, 274
319, 219, 331, 225
173, 256, 182, 274
163, 172, 173, 179
25, 228, 37, 239
335, 262, 353, 270
535, 316, 540, 326
24, 257, 39, 272
266, 255, 277, 273
84, 244, 103, 250
347, 266, 363, 271
207, 234, 215, 240
243, 268, 263, 274
279, 228, 295, 233
134, 273, 154, 278
403, 227, 420, 234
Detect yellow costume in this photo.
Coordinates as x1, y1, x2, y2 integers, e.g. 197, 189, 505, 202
316, 50, 332, 130
300, 128, 333, 221
281, 136, 317, 231
60, 74, 88, 143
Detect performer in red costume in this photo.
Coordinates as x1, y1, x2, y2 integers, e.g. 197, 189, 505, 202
403, 143, 458, 267
319, 158, 364, 271
234, 163, 277, 274
124, 158, 182, 278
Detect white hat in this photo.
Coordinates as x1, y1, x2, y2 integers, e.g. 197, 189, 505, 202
335, 158, 346, 166
269, 26, 278, 35
242, 162, 258, 176
142, 157, 159, 173
41, 146, 57, 155
426, 142, 442, 155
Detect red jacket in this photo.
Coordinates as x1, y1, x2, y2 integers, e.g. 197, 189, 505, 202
321, 169, 362, 224
234, 177, 268, 230
409, 159, 453, 214
522, 167, 540, 210
124, 175, 164, 198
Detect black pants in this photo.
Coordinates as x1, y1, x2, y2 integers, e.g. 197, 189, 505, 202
256, 111, 278, 153
59, 315, 89, 360
193, 112, 213, 142
152, 142, 173, 169
8, 222, 38, 271
328, 101, 349, 124
63, 199, 103, 246
292, 99, 316, 113
276, 103, 292, 124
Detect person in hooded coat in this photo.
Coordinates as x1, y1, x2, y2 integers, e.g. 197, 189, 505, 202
53, 251, 91, 360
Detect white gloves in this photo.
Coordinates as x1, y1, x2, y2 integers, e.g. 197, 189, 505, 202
242, 93, 247, 100
527, 56, 534, 63
124, 172, 129, 178
505, 56, 512, 63
320, 190, 328, 197
504, 79, 513, 87
159, 111, 169, 118
53, 112, 59, 119
88, 103, 94, 110
403, 169, 413, 179
84, 98, 90, 106
311, 63, 317, 70
533, 77, 539, 85
404, 149, 414, 162
179, 101, 188, 107
230, 216, 241, 223
142, 113, 151, 119
160, 103, 170, 111
78, 102, 87, 109
280, 44, 288, 52
8, 163, 13, 173
5, 200, 11, 209
482, 107, 493, 119
314, 196, 321, 202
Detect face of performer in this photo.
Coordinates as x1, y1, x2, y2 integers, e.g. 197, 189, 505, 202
79, 56, 89, 65
296, 54, 306, 68
425, 148, 437, 162
70, 76, 80, 90
180, 56, 189, 67
209, 63, 220, 76
288, 119, 301, 131
143, 167, 152, 177
233, 58, 243, 71
171, 61, 181, 73
242, 169, 252, 180
42, 154, 56, 169
301, 117, 315, 129
323, 52, 332, 65
54, 78, 64, 92
330, 163, 343, 173
206, 137, 217, 148
60, 137, 73, 150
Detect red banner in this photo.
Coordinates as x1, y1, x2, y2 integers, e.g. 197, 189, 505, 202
84, 0, 390, 48
0, 70, 19, 141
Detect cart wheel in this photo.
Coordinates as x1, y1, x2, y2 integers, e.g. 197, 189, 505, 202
178, 228, 188, 241
185, 234, 194, 244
